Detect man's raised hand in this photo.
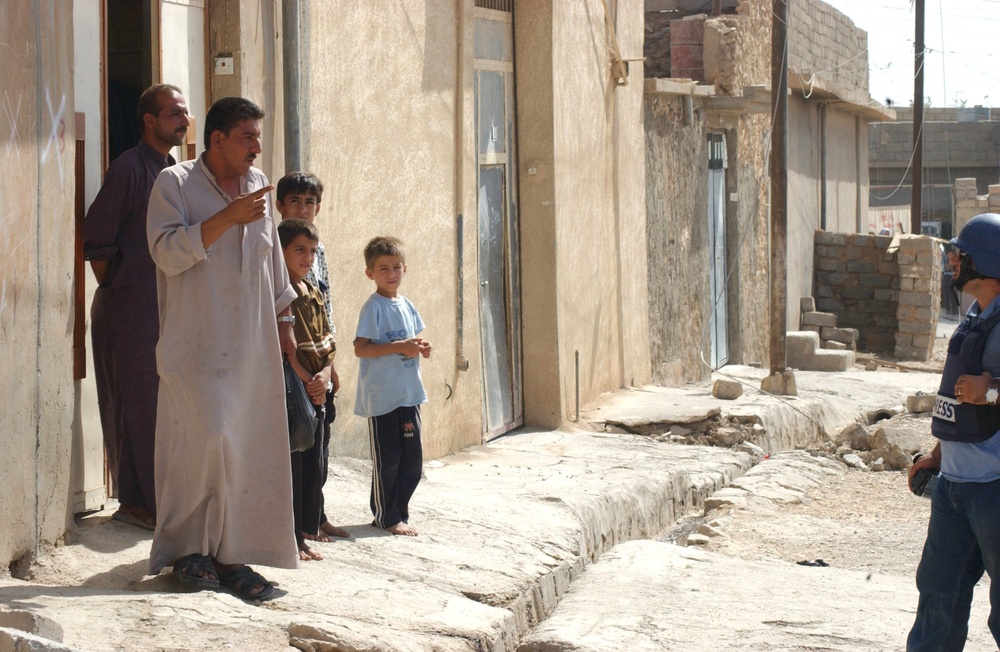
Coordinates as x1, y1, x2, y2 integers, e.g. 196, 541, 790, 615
224, 185, 274, 226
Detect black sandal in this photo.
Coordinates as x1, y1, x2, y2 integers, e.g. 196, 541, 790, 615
172, 553, 220, 588
218, 565, 275, 602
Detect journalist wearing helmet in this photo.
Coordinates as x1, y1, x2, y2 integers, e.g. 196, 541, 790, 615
908, 213, 1000, 650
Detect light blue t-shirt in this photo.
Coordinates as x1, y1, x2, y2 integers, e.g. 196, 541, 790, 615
941, 296, 1000, 482
353, 293, 427, 418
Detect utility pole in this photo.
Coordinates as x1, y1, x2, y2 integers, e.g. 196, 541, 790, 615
282, 0, 302, 172
769, 0, 788, 377
911, 0, 924, 235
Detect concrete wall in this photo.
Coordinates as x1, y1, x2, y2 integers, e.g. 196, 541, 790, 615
787, 95, 869, 328
0, 2, 77, 569
299, 1, 649, 454
546, 0, 650, 414
207, 0, 284, 179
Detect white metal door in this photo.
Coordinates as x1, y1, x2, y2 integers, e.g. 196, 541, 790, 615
475, 6, 522, 439
707, 133, 729, 368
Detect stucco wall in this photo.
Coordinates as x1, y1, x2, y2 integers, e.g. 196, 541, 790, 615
785, 95, 869, 330
548, 0, 649, 415
0, 2, 76, 568
302, 2, 480, 460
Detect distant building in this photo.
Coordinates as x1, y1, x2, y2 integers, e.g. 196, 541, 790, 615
869, 106, 1000, 240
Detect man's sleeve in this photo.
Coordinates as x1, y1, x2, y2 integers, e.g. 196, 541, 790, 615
267, 191, 296, 314
146, 170, 208, 277
83, 163, 135, 261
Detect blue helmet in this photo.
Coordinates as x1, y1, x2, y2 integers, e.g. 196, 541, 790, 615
951, 213, 1000, 279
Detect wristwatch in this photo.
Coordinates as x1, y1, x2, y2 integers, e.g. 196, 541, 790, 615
987, 379, 1000, 405
278, 315, 296, 325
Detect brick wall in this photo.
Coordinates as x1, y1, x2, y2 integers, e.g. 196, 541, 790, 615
814, 232, 941, 360
788, 0, 869, 96
953, 178, 1000, 233
814, 231, 899, 353
894, 236, 941, 361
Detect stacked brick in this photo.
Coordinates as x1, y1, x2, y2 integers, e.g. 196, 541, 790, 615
799, 297, 859, 351
953, 178, 986, 235
894, 235, 941, 362
788, 0, 869, 96
813, 231, 898, 353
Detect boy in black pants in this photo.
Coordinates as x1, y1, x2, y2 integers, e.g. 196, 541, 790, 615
353, 237, 431, 536
279, 219, 340, 559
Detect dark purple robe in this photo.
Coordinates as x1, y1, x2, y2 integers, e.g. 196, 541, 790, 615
83, 140, 174, 516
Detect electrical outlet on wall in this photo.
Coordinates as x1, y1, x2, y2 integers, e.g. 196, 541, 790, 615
214, 56, 234, 76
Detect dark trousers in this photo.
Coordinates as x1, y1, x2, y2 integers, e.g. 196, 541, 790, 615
291, 403, 325, 545
908, 476, 1000, 651
91, 289, 121, 492
317, 391, 335, 526
367, 405, 422, 529
91, 286, 158, 515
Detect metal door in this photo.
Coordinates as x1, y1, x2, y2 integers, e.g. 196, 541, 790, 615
475, 6, 522, 439
707, 133, 729, 368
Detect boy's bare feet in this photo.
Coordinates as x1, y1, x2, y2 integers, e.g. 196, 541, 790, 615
302, 531, 330, 542
320, 521, 350, 538
386, 522, 418, 536
303, 521, 350, 541
298, 543, 323, 561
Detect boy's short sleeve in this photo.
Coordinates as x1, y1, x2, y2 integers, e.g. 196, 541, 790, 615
356, 299, 382, 341
407, 299, 425, 337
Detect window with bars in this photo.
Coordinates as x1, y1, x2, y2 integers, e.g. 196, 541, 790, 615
475, 0, 512, 11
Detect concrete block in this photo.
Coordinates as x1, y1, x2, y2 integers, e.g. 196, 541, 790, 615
801, 312, 837, 327
802, 324, 821, 334
786, 331, 820, 366
898, 264, 926, 278
907, 394, 936, 413
898, 292, 934, 307
0, 613, 63, 644
846, 260, 877, 273
0, 627, 77, 652
896, 345, 931, 362
841, 286, 874, 300
898, 320, 936, 335
859, 274, 891, 288
817, 232, 849, 246
911, 333, 933, 349
823, 340, 847, 350
816, 257, 840, 272
822, 327, 859, 344
800, 297, 816, 313
712, 379, 743, 400
760, 370, 797, 396
809, 349, 855, 372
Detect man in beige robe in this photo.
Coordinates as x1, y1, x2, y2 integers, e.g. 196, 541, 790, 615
146, 96, 298, 599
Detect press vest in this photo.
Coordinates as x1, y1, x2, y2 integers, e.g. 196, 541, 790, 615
932, 309, 1000, 443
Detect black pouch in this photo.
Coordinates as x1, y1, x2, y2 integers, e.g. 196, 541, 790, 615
284, 360, 318, 453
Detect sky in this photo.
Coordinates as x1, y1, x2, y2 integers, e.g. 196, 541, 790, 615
820, 0, 1000, 108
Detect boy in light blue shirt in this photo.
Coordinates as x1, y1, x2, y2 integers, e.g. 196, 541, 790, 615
354, 236, 431, 536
